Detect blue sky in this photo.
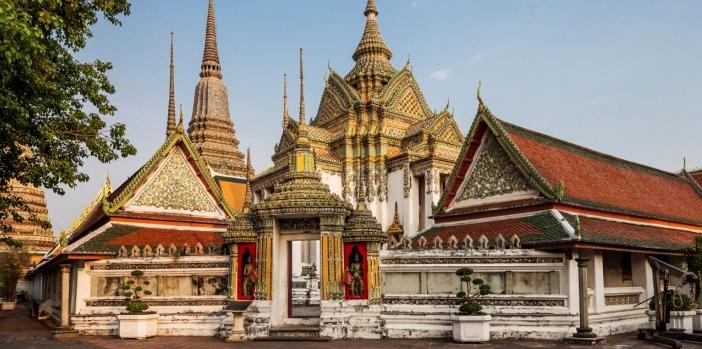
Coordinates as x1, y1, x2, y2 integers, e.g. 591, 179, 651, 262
46, 0, 702, 233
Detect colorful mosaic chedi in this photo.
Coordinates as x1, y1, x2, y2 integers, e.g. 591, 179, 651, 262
131, 149, 218, 213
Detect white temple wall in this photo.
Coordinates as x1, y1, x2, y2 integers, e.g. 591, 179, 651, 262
320, 172, 342, 198
378, 248, 650, 339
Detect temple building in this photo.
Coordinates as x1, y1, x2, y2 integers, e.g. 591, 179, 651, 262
23, 0, 702, 343
251, 0, 464, 238
0, 180, 55, 265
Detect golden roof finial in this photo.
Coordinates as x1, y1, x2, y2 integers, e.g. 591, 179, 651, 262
477, 81, 482, 103
176, 104, 185, 133
283, 73, 288, 130
299, 48, 305, 125
365, 0, 378, 18
166, 32, 176, 137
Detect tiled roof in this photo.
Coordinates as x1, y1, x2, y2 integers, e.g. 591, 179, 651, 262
566, 214, 699, 251
691, 170, 702, 186
502, 121, 702, 225
416, 212, 570, 246
72, 224, 223, 254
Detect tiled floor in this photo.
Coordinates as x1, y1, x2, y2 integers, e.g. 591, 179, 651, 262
2, 304, 701, 349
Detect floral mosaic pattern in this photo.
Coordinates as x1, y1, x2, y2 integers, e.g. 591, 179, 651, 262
457, 133, 531, 201
131, 149, 218, 212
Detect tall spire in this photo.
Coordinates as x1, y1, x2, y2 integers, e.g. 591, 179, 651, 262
283, 73, 289, 129
200, 0, 222, 78
166, 32, 176, 136
243, 147, 253, 211
188, 0, 246, 178
346, 0, 396, 96
299, 48, 305, 125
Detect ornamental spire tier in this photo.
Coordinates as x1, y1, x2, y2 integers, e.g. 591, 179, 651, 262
0, 180, 56, 260
346, 0, 397, 99
188, 0, 247, 178
166, 32, 176, 137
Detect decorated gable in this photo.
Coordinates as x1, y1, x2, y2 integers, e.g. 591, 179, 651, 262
452, 131, 537, 208
126, 147, 225, 217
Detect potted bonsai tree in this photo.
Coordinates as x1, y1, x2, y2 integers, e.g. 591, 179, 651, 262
668, 292, 695, 333
451, 267, 492, 342
116, 270, 158, 339
683, 237, 702, 332
0, 248, 29, 311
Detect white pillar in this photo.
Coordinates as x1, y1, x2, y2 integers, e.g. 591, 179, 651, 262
59, 264, 71, 328
564, 252, 580, 314
73, 262, 90, 315
592, 252, 606, 313
631, 253, 653, 301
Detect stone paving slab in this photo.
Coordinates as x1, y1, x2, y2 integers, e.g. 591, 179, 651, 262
3, 304, 702, 349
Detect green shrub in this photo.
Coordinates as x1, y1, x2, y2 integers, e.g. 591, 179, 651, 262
118, 270, 152, 313
669, 292, 694, 311
455, 267, 491, 315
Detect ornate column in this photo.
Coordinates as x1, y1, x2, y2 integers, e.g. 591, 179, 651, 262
367, 241, 382, 304
228, 245, 237, 298
255, 217, 274, 301
320, 214, 345, 300
59, 264, 71, 328
565, 257, 604, 344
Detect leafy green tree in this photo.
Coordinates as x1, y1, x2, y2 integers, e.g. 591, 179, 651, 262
0, 0, 136, 246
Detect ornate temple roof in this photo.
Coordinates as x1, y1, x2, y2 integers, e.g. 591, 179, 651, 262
345, 0, 397, 93
223, 149, 256, 244
418, 210, 700, 253
343, 202, 385, 242
0, 180, 56, 255
436, 91, 702, 229
188, 0, 247, 178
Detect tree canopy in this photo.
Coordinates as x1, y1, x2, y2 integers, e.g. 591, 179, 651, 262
0, 0, 136, 245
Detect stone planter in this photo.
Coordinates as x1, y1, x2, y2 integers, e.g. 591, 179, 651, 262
1, 301, 16, 311
451, 314, 491, 343
668, 310, 695, 333
117, 313, 158, 339
693, 309, 702, 333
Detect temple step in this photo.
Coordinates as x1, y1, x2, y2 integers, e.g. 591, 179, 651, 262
259, 325, 330, 341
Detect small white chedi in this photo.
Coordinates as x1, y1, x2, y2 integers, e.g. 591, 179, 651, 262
451, 267, 492, 343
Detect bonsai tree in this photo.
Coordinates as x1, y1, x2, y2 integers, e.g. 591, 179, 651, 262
119, 270, 152, 313
0, 248, 29, 303
455, 267, 491, 315
683, 236, 702, 306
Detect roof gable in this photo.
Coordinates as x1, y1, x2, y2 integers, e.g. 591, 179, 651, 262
437, 94, 702, 225
379, 66, 432, 119
125, 147, 223, 217
105, 129, 234, 220
450, 131, 539, 210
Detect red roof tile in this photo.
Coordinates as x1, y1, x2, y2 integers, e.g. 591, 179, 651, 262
691, 171, 702, 187
107, 228, 223, 248
504, 122, 702, 225
577, 216, 699, 250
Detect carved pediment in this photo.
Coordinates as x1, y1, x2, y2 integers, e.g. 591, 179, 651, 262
454, 132, 535, 205
313, 71, 359, 127
127, 148, 223, 216
379, 68, 431, 119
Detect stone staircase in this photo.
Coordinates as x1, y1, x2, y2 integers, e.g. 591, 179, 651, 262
257, 324, 331, 341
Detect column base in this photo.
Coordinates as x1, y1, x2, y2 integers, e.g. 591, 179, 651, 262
51, 327, 79, 339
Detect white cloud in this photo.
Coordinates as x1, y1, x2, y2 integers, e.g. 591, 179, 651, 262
411, 0, 418, 9
429, 68, 450, 80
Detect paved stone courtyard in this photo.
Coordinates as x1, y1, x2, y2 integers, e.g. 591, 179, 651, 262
2, 304, 702, 349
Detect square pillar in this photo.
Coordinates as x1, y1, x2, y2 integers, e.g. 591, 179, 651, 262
59, 264, 71, 328
592, 252, 606, 313
632, 253, 653, 301
563, 251, 580, 314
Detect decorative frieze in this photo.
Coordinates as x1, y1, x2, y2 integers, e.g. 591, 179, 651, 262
86, 298, 228, 307
383, 295, 566, 307
403, 163, 411, 198
605, 294, 640, 306
381, 256, 564, 265
278, 218, 320, 232
90, 262, 229, 271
